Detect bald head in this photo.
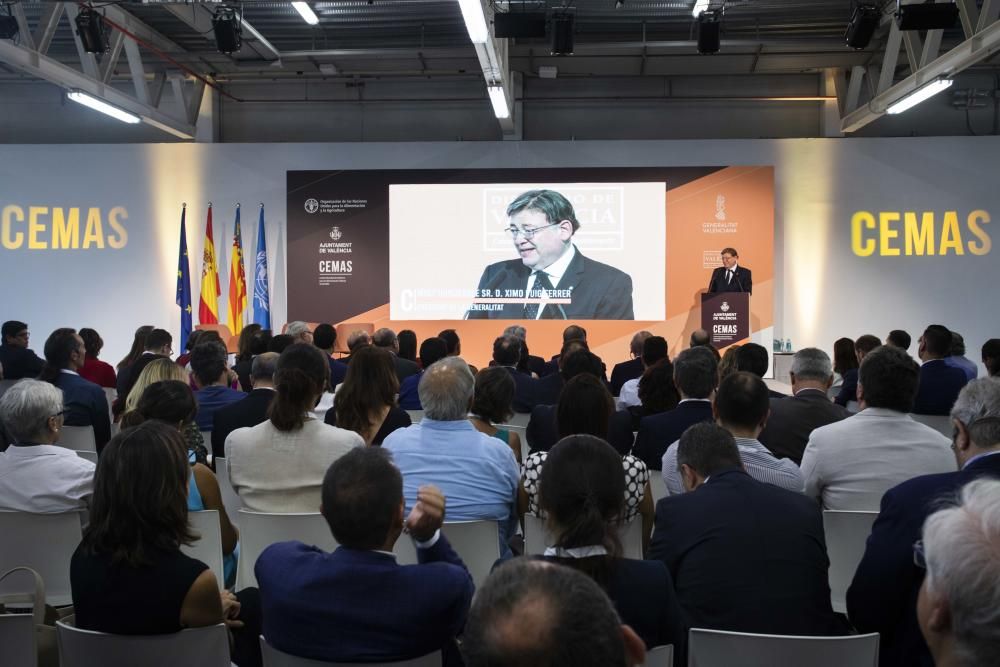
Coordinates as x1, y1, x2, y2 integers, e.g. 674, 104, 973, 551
418, 357, 474, 421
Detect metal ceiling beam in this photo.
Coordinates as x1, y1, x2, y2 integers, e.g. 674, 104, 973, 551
160, 3, 281, 62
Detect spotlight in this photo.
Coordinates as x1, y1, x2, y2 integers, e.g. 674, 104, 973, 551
212, 5, 242, 54
697, 10, 721, 55
896, 3, 959, 31
845, 3, 880, 50
551, 14, 574, 56
75, 7, 108, 54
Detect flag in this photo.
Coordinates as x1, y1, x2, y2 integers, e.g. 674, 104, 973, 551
252, 204, 271, 329
175, 205, 193, 351
227, 204, 247, 336
199, 204, 221, 324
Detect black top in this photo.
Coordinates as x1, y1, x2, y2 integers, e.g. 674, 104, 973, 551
0, 344, 45, 380
525, 404, 634, 456
212, 388, 276, 460
71, 544, 207, 635
632, 401, 715, 470
324, 404, 411, 445
609, 357, 644, 397
233, 358, 254, 392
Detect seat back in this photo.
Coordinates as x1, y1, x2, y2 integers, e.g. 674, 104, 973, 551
503, 413, 531, 428
213, 458, 243, 528
235, 510, 337, 590
823, 510, 878, 613
501, 424, 528, 463
182, 510, 225, 590
908, 413, 952, 437
642, 644, 673, 667
76, 450, 99, 464
440, 521, 501, 589
688, 628, 879, 667
102, 388, 116, 422
649, 474, 668, 504
58, 425, 97, 453
405, 410, 424, 423
0, 613, 36, 667
0, 379, 17, 399
523, 515, 642, 559
0, 511, 83, 607
260, 635, 441, 666
57, 620, 230, 667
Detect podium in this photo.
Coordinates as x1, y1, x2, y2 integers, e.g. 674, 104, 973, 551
701, 292, 750, 348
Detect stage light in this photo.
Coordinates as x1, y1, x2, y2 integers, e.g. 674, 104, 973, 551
74, 7, 108, 54
845, 3, 880, 50
896, 3, 959, 31
697, 10, 721, 54
487, 85, 510, 119
457, 0, 489, 44
67, 91, 141, 124
886, 78, 953, 115
551, 14, 574, 55
692, 0, 710, 17
212, 5, 242, 54
291, 2, 319, 25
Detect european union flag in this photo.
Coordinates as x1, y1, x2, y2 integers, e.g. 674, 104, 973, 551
176, 204, 193, 351
253, 204, 271, 329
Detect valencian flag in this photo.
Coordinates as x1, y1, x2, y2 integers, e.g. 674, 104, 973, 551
228, 204, 247, 336
199, 203, 221, 324
253, 203, 271, 329
175, 204, 193, 351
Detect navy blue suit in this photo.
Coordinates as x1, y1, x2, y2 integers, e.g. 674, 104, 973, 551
55, 371, 111, 453
610, 357, 644, 397
707, 265, 752, 294
526, 404, 633, 456
847, 453, 1000, 667
532, 371, 563, 407
502, 366, 537, 413
912, 359, 968, 415
329, 358, 348, 388
632, 400, 714, 470
834, 368, 858, 407
211, 388, 275, 460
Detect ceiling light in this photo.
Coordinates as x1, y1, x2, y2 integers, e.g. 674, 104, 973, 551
290, 2, 319, 25
487, 85, 509, 119
67, 91, 141, 124
692, 0, 710, 17
75, 7, 108, 54
887, 79, 954, 115
457, 0, 489, 44
212, 5, 242, 54
845, 3, 880, 50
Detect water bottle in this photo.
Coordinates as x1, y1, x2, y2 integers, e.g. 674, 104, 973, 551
773, 338, 781, 352
785, 338, 793, 353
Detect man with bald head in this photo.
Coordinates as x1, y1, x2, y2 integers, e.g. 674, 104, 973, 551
373, 327, 420, 382
610, 331, 652, 397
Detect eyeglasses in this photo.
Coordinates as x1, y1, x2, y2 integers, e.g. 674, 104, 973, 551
505, 222, 563, 239
913, 540, 926, 569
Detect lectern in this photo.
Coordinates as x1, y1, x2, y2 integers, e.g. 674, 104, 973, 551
701, 292, 750, 348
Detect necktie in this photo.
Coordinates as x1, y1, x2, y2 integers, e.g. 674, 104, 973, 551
727, 269, 733, 284
524, 272, 555, 320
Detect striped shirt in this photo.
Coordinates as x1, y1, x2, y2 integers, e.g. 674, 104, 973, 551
662, 435, 804, 496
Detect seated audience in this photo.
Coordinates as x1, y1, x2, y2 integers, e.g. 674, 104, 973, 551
38, 328, 111, 453
77, 327, 117, 389
256, 448, 473, 665
618, 336, 668, 409
174, 329, 201, 369
609, 331, 651, 396
758, 347, 850, 464
191, 340, 244, 431
832, 336, 858, 401
735, 342, 785, 398
116, 324, 155, 373
717, 344, 741, 382
504, 324, 548, 377
227, 344, 363, 512
537, 435, 685, 654
232, 324, 264, 391
632, 346, 717, 470
0, 379, 95, 512
123, 358, 206, 465
834, 333, 881, 407
984, 338, 1000, 377
397, 328, 418, 363
802, 345, 956, 510
398, 336, 449, 410
462, 558, 647, 667
690, 328, 711, 348
373, 327, 421, 383
213, 352, 279, 461
662, 371, 803, 495
286, 321, 313, 345
468, 366, 523, 462
267, 333, 295, 354
650, 422, 844, 636
617, 359, 680, 433
313, 323, 348, 388
532, 338, 589, 407
115, 327, 171, 406
886, 328, 912, 351
493, 334, 537, 413
70, 421, 259, 666
438, 328, 461, 358
914, 324, 969, 415
0, 320, 45, 380
848, 378, 1000, 667
945, 330, 978, 381
544, 324, 589, 375
326, 345, 411, 446
383, 357, 519, 557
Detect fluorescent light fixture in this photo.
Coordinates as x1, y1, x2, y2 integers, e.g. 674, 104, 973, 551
457, 0, 489, 44
886, 78, 953, 115
67, 91, 141, 124
290, 2, 319, 25
692, 0, 710, 17
487, 85, 509, 119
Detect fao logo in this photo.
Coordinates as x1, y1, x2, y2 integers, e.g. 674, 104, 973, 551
304, 198, 319, 214
329, 226, 343, 241
721, 301, 730, 312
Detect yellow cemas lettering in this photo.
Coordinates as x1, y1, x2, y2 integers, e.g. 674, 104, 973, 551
852, 210, 991, 257
0, 206, 129, 250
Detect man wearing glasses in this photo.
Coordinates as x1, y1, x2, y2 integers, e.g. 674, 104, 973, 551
466, 189, 634, 320
0, 320, 45, 380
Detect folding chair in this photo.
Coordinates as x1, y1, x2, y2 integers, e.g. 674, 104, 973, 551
823, 510, 878, 613
182, 510, 225, 590
687, 628, 879, 667
57, 619, 230, 667
235, 510, 337, 590
0, 511, 83, 607
260, 635, 441, 666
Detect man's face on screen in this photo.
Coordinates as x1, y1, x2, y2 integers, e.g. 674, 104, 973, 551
510, 209, 572, 271
721, 252, 738, 269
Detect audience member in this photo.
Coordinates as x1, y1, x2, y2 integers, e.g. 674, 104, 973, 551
0, 379, 95, 512
984, 338, 1000, 377
286, 321, 313, 345
123, 358, 206, 464
542, 324, 589, 375
0, 320, 45, 380
327, 345, 411, 446
834, 334, 881, 407
504, 324, 548, 377
532, 338, 589, 407
213, 353, 279, 461
493, 334, 537, 413
397, 329, 418, 363
77, 327, 117, 389
398, 337, 449, 410
735, 342, 785, 398
758, 348, 850, 464
115, 324, 154, 372
886, 329, 912, 351
191, 340, 244, 431
620, 359, 680, 432
383, 357, 519, 557
462, 558, 647, 667
632, 346, 716, 470
618, 336, 668, 408
914, 324, 969, 415
689, 328, 711, 348
115, 327, 172, 414
802, 345, 956, 510
311, 323, 348, 388
609, 331, 651, 396
438, 328, 461, 357
717, 344, 741, 382
945, 330, 978, 381
232, 324, 264, 391
256, 448, 472, 665
227, 344, 363, 512
832, 336, 858, 404
650, 422, 844, 636
848, 378, 1000, 667
267, 333, 295, 354
38, 328, 111, 453
468, 366, 523, 462
174, 329, 202, 369
373, 327, 421, 382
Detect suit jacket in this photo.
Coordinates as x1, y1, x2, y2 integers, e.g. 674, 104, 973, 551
502, 366, 537, 413
0, 344, 44, 380
532, 371, 563, 407
393, 355, 421, 384
912, 359, 968, 415
632, 400, 714, 470
833, 368, 858, 407
847, 453, 1000, 667
758, 389, 851, 465
212, 388, 275, 460
55, 371, 111, 453
649, 468, 844, 636
526, 354, 549, 378
114, 352, 168, 415
525, 404, 633, 456
329, 358, 349, 388
398, 372, 422, 410
610, 357, 644, 397
466, 246, 634, 320
707, 265, 752, 294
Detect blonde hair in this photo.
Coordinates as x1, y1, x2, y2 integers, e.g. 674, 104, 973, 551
125, 358, 190, 413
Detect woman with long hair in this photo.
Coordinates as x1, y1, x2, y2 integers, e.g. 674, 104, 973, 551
122, 358, 207, 465
116, 325, 154, 371
77, 327, 117, 389
397, 329, 418, 363
233, 324, 264, 392
326, 345, 410, 445
832, 337, 859, 379
468, 366, 522, 462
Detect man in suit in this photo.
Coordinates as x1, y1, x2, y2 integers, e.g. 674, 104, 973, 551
466, 189, 634, 320
833, 334, 881, 407
802, 345, 956, 511
532, 339, 588, 408
848, 378, 1000, 667
312, 323, 348, 388
650, 422, 844, 636
492, 334, 537, 413
609, 331, 651, 397
212, 352, 278, 461
38, 328, 111, 452
707, 247, 752, 294
114, 328, 172, 414
885, 329, 911, 351
255, 446, 473, 665
398, 337, 449, 410
735, 342, 785, 398
526, 349, 608, 454
758, 347, 850, 464
632, 346, 717, 470
191, 340, 245, 431
984, 338, 1000, 378
373, 328, 420, 383
945, 330, 978, 381
502, 325, 548, 378
913, 324, 969, 415
0, 320, 44, 380
617, 336, 668, 409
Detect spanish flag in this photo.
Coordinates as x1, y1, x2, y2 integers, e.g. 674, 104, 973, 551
227, 204, 247, 336
199, 204, 221, 325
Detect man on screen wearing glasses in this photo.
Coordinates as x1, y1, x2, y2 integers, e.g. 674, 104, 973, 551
466, 189, 634, 320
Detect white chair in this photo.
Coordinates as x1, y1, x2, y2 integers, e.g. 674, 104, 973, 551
57, 619, 230, 667
58, 425, 97, 453
260, 635, 441, 666
440, 521, 501, 589
392, 533, 419, 566
0, 567, 43, 667
823, 510, 878, 614
182, 510, 225, 590
908, 413, 952, 438
200, 431, 213, 448
505, 413, 531, 428
846, 400, 860, 413
649, 474, 669, 504
0, 511, 82, 607
76, 450, 98, 464
502, 424, 529, 463
523, 515, 642, 559
235, 510, 337, 590
103, 387, 116, 422
643, 644, 674, 667
405, 410, 424, 423
687, 628, 879, 666
214, 457, 243, 528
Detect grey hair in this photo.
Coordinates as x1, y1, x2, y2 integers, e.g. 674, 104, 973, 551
346, 330, 371, 351
251, 352, 280, 380
0, 379, 64, 443
372, 327, 398, 349
503, 325, 526, 340
922, 478, 1000, 665
286, 321, 311, 338
418, 357, 474, 421
950, 378, 1000, 448
790, 347, 834, 382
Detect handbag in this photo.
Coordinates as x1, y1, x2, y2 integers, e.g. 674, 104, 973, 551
0, 566, 63, 667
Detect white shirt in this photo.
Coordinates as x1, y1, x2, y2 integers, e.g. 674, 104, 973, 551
725, 263, 739, 283
662, 435, 803, 496
525, 245, 576, 320
618, 378, 641, 409
0, 444, 95, 513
